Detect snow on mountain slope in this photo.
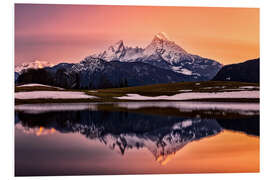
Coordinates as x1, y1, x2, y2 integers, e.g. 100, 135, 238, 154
171, 66, 193, 75
70, 56, 107, 73
62, 56, 197, 89
15, 32, 222, 87
143, 32, 190, 64
95, 40, 126, 61
92, 40, 144, 62
93, 32, 190, 64
88, 32, 222, 79
15, 60, 54, 73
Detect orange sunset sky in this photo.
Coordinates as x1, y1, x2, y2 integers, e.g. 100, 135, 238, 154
15, 4, 259, 65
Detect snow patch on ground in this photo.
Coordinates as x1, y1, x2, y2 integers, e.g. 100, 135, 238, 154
240, 86, 259, 89
201, 86, 259, 91
202, 86, 226, 89
116, 91, 259, 101
17, 83, 64, 90
178, 89, 193, 92
89, 90, 98, 93
15, 91, 97, 99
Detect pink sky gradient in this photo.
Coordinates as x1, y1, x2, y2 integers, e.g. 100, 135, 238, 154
15, 4, 259, 65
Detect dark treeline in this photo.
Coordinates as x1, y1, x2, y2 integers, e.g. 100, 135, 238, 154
17, 68, 54, 85
16, 68, 129, 90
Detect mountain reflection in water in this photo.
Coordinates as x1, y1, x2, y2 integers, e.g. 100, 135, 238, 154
15, 102, 259, 176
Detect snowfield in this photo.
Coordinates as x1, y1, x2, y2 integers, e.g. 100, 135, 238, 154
15, 91, 97, 99
240, 86, 259, 89
17, 83, 53, 87
17, 83, 64, 90
178, 89, 193, 92
201, 86, 259, 91
116, 91, 259, 101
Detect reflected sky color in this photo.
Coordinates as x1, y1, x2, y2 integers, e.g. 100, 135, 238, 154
15, 4, 259, 65
171, 130, 259, 173
15, 126, 259, 175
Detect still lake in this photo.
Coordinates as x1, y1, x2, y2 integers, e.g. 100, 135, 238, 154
15, 102, 259, 176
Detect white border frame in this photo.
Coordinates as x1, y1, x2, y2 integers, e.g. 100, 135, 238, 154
1, 0, 270, 180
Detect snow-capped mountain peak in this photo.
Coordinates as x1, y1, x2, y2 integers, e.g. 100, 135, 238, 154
143, 33, 188, 64
108, 40, 125, 53
96, 40, 126, 61
90, 32, 191, 65
15, 60, 54, 73
154, 32, 170, 41
78, 32, 222, 80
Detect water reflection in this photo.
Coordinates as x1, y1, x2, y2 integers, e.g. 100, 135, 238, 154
15, 102, 259, 176
16, 110, 224, 163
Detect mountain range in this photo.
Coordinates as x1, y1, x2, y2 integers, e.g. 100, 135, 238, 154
15, 60, 54, 73
16, 32, 224, 89
91, 32, 222, 79
15, 60, 54, 82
